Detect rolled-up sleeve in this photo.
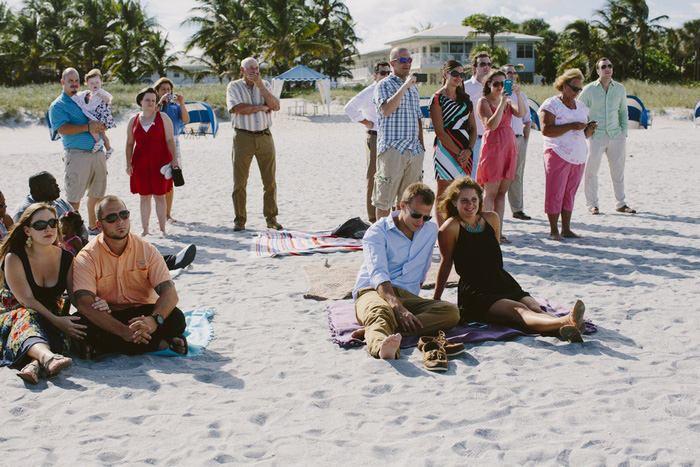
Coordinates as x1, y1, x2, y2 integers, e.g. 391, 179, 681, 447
72, 249, 97, 295
226, 82, 241, 111
362, 228, 390, 289
374, 80, 391, 110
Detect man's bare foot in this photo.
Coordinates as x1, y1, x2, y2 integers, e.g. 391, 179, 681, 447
550, 231, 563, 241
378, 334, 401, 359
351, 328, 365, 340
562, 230, 581, 238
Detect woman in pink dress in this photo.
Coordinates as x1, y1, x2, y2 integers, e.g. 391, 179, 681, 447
125, 87, 179, 236
476, 70, 527, 243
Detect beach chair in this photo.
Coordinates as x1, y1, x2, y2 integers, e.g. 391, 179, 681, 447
45, 110, 60, 141
419, 96, 433, 131
181, 102, 219, 138
694, 100, 700, 128
195, 122, 210, 138
627, 95, 652, 129
527, 97, 541, 131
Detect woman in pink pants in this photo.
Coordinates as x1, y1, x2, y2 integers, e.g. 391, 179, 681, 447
539, 69, 597, 241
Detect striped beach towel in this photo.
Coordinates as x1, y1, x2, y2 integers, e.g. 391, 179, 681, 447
251, 230, 363, 258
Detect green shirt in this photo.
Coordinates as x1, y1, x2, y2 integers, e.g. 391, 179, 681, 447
579, 79, 628, 140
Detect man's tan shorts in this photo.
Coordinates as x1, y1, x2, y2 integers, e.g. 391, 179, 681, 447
372, 147, 424, 210
63, 148, 107, 203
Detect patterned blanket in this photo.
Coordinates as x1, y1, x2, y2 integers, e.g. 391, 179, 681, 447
251, 230, 363, 258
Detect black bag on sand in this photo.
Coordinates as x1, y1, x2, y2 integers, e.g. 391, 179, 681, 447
331, 217, 371, 239
172, 167, 185, 187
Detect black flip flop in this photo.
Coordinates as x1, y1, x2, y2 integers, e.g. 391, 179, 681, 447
167, 334, 188, 355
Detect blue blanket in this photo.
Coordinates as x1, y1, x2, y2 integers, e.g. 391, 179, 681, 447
151, 308, 215, 357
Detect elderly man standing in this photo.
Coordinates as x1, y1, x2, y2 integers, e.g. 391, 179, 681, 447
579, 57, 635, 215
343, 61, 392, 223
227, 57, 282, 231
49, 68, 108, 234
463, 52, 492, 179
73, 195, 188, 355
502, 64, 532, 221
373, 47, 424, 220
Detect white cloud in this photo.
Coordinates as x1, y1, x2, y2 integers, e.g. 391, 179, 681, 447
549, 15, 581, 32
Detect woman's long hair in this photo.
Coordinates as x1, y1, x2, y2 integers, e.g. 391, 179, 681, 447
483, 70, 506, 96
442, 60, 472, 114
0, 203, 59, 284
438, 177, 483, 220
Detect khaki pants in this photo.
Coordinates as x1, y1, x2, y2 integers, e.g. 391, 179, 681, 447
232, 130, 278, 225
372, 147, 424, 211
508, 135, 528, 213
63, 148, 107, 203
354, 287, 460, 358
584, 133, 627, 209
365, 132, 377, 222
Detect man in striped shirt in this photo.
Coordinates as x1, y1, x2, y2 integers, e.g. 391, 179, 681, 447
373, 47, 425, 220
226, 57, 282, 231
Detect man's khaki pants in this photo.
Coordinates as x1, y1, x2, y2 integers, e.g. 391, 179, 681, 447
508, 135, 528, 214
584, 133, 627, 210
354, 287, 460, 358
232, 130, 278, 225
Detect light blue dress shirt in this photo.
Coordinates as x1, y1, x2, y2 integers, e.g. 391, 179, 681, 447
352, 211, 437, 299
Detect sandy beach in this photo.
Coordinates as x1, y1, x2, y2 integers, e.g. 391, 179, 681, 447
1, 100, 699, 464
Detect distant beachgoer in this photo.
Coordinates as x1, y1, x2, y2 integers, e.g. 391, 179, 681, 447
463, 51, 492, 179
343, 61, 392, 223
539, 69, 597, 241
126, 87, 179, 236
59, 210, 86, 256
48, 67, 108, 234
0, 190, 13, 241
579, 57, 635, 215
154, 77, 190, 223
433, 177, 587, 343
476, 70, 527, 243
429, 60, 476, 226
372, 47, 425, 221
71, 68, 116, 156
227, 57, 282, 231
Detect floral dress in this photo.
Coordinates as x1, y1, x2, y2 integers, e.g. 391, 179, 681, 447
0, 248, 73, 368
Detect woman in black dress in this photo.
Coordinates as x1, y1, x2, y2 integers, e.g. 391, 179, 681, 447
433, 177, 586, 342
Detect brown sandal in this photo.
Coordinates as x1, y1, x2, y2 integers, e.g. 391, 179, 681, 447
16, 360, 41, 384
41, 354, 73, 377
567, 300, 586, 333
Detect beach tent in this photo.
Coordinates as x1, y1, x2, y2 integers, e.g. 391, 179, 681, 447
180, 101, 219, 138
528, 97, 541, 131
694, 100, 700, 128
45, 111, 60, 141
627, 95, 652, 129
271, 65, 331, 115
419, 96, 433, 130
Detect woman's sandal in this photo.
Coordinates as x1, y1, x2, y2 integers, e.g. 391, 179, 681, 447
41, 354, 73, 377
568, 300, 586, 333
16, 360, 41, 385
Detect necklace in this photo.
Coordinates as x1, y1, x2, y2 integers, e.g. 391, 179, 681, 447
463, 220, 483, 233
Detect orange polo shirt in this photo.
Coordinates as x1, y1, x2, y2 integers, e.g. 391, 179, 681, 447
73, 233, 172, 310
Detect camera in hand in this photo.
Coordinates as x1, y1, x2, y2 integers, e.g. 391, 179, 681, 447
413, 73, 428, 83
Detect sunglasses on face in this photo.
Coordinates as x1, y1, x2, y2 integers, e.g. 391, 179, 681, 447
405, 205, 432, 222
30, 218, 58, 231
567, 83, 583, 93
599, 64, 613, 70
377, 70, 391, 76
478, 62, 492, 68
491, 81, 505, 88
100, 210, 130, 223
448, 70, 467, 79
0, 203, 6, 208
391, 57, 413, 64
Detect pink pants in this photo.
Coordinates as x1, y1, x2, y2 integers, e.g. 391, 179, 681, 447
543, 149, 585, 214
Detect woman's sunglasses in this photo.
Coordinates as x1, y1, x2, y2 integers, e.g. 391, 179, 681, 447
448, 70, 467, 79
491, 81, 505, 88
100, 210, 130, 223
405, 205, 432, 222
30, 218, 58, 231
567, 83, 583, 93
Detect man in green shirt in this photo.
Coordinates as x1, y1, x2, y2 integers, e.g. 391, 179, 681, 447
579, 57, 636, 215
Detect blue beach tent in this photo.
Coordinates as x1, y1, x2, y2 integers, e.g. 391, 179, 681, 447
527, 97, 541, 131
693, 100, 700, 128
627, 95, 652, 129
180, 101, 219, 138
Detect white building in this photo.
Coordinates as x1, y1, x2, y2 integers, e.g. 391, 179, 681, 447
346, 24, 543, 86
143, 57, 220, 86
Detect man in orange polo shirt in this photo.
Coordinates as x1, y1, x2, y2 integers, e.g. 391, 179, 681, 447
72, 195, 187, 355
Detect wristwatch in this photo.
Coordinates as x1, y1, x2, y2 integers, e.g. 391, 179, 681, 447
151, 313, 164, 327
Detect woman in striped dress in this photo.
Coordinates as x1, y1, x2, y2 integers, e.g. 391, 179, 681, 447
430, 60, 476, 225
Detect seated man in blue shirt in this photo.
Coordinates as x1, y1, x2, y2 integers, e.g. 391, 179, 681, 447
353, 183, 460, 359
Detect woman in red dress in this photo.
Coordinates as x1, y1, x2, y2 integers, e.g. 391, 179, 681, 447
126, 87, 179, 236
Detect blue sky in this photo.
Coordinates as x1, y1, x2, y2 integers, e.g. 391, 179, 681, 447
5, 0, 697, 54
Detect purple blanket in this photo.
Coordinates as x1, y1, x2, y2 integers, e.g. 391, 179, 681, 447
327, 296, 596, 349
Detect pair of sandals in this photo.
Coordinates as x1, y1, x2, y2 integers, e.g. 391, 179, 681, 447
559, 300, 587, 343
418, 330, 466, 372
16, 355, 73, 385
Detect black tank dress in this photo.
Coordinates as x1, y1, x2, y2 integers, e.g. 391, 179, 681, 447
453, 218, 530, 321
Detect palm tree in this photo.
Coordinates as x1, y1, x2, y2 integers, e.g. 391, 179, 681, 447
558, 20, 604, 79
105, 0, 158, 83
308, 0, 358, 78
71, 0, 118, 73
144, 31, 183, 78
679, 20, 700, 80
462, 14, 516, 49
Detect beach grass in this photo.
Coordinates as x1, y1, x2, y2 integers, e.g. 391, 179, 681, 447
1, 80, 697, 123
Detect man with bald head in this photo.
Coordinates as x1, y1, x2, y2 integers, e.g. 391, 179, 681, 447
48, 68, 108, 234
226, 57, 282, 231
372, 47, 425, 220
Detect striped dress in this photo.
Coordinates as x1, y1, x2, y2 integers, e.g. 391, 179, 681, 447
432, 92, 473, 180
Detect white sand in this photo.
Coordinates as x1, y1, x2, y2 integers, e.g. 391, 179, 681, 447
1, 100, 699, 464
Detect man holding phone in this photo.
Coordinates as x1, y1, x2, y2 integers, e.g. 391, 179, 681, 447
579, 57, 635, 215
372, 47, 425, 220
501, 65, 532, 221
464, 52, 492, 179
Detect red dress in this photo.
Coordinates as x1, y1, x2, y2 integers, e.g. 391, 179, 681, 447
130, 112, 173, 196
476, 103, 517, 184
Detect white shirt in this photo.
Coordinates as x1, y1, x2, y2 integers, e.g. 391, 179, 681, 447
226, 79, 273, 131
464, 76, 485, 135
539, 96, 590, 165
509, 90, 531, 136
343, 82, 378, 131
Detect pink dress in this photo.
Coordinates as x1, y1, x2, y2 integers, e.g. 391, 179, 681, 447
476, 103, 517, 184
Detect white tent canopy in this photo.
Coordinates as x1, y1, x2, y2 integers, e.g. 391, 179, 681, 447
271, 65, 331, 115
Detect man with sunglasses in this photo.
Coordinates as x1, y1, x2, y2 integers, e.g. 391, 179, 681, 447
344, 61, 392, 223
464, 52, 492, 179
72, 195, 188, 356
579, 57, 635, 215
372, 47, 425, 221
353, 183, 460, 360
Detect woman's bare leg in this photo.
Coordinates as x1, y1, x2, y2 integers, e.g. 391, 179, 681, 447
154, 195, 167, 234
482, 181, 499, 212
140, 195, 151, 235
494, 179, 512, 235
548, 212, 562, 240
485, 299, 570, 333
561, 209, 580, 238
